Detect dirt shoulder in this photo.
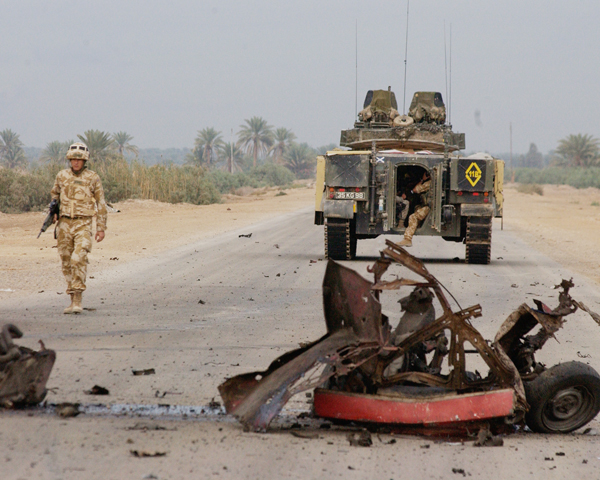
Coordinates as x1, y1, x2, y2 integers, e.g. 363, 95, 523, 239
502, 183, 600, 285
2, 182, 600, 298
0, 185, 316, 298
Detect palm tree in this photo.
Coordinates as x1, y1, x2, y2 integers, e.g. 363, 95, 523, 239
555, 134, 600, 167
238, 117, 274, 167
112, 131, 138, 156
283, 142, 315, 178
269, 128, 296, 164
77, 130, 113, 162
40, 141, 70, 165
193, 127, 223, 167
0, 129, 27, 168
219, 142, 244, 173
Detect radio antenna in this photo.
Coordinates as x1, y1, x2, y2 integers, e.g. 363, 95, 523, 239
355, 19, 358, 119
449, 23, 452, 125
444, 21, 448, 124
402, 0, 410, 114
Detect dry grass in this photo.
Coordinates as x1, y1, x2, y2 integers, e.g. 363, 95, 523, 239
516, 183, 544, 195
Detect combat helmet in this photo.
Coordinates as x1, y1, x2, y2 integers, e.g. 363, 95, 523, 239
66, 142, 90, 161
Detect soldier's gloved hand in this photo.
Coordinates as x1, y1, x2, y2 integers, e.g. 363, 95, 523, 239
95, 231, 105, 242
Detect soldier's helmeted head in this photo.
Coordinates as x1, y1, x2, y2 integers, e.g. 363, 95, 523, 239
66, 143, 90, 161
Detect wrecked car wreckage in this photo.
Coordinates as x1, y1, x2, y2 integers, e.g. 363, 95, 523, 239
0, 324, 56, 408
219, 240, 600, 434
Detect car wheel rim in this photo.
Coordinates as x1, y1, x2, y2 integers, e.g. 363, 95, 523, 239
542, 386, 594, 432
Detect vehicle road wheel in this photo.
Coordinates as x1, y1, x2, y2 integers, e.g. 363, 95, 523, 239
465, 216, 492, 264
325, 218, 356, 260
524, 361, 600, 433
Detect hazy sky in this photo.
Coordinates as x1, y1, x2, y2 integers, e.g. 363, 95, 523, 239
1, 1, 599, 155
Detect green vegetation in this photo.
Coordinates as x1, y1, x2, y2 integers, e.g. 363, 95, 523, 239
514, 167, 600, 189
77, 130, 114, 162
188, 127, 224, 168
238, 117, 274, 168
0, 129, 27, 168
554, 134, 600, 167
112, 132, 138, 156
0, 120, 327, 213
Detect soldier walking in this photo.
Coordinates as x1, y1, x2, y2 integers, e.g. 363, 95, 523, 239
51, 142, 107, 314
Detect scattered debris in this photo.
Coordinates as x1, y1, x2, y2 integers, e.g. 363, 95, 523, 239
127, 422, 167, 431
452, 468, 467, 477
208, 398, 221, 409
198, 299, 206, 305
0, 324, 55, 408
273, 244, 279, 249
511, 284, 518, 288
310, 260, 318, 263
290, 430, 319, 439
239, 233, 252, 238
377, 434, 397, 445
219, 241, 600, 435
132, 368, 155, 376
56, 403, 81, 418
154, 390, 182, 398
346, 431, 372, 447
583, 428, 598, 435
556, 452, 565, 456
85, 385, 109, 395
110, 257, 119, 261
473, 428, 503, 447
577, 351, 591, 358
130, 450, 167, 458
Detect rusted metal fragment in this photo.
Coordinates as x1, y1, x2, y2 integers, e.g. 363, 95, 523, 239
322, 260, 386, 342
220, 241, 599, 433
220, 329, 366, 431
573, 300, 600, 326
0, 324, 56, 407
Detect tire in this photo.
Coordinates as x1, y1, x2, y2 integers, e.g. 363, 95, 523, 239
465, 216, 492, 264
524, 361, 600, 433
324, 218, 356, 260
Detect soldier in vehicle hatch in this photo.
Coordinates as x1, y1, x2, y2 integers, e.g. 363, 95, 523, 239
398, 172, 431, 247
51, 142, 107, 314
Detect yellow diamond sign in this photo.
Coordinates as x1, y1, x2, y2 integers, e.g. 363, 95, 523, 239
465, 162, 482, 187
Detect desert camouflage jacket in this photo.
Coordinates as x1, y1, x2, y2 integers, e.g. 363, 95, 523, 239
51, 168, 108, 231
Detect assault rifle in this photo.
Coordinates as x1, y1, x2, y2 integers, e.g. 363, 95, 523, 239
37, 199, 60, 238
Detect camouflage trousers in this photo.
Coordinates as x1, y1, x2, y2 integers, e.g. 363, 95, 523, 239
56, 217, 93, 294
404, 206, 430, 240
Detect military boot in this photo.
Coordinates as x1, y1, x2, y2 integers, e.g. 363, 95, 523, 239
71, 292, 83, 314
63, 294, 75, 314
398, 237, 412, 247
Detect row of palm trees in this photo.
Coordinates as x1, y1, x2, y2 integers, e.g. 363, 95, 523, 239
189, 117, 314, 175
39, 130, 139, 165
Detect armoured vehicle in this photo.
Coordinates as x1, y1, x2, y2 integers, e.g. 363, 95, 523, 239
314, 88, 504, 264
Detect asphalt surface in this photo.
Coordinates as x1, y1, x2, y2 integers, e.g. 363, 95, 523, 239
2, 207, 600, 479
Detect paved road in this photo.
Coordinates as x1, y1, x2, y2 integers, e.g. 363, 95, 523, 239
2, 207, 600, 479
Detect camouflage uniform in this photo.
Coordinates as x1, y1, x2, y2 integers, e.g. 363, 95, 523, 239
51, 168, 107, 294
402, 180, 431, 243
